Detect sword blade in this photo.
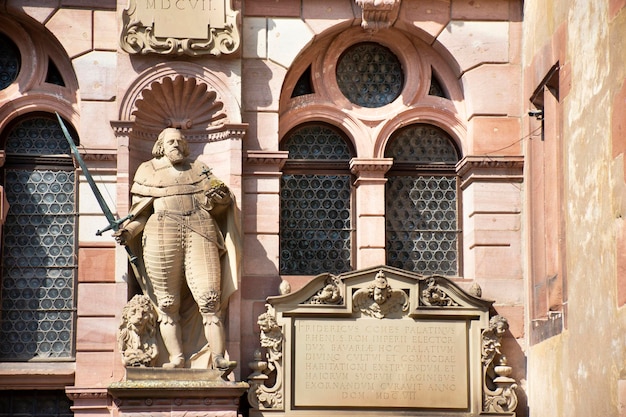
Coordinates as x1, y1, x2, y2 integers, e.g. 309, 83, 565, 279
55, 113, 137, 264
55, 113, 117, 230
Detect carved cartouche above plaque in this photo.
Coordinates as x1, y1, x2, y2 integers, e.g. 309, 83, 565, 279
120, 0, 241, 56
352, 270, 409, 318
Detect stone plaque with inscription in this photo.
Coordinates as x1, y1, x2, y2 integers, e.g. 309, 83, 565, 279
248, 266, 519, 416
120, 0, 240, 56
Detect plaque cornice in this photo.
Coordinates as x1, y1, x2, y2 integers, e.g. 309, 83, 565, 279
120, 0, 241, 56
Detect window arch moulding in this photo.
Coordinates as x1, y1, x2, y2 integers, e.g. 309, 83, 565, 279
280, 26, 465, 117
374, 106, 468, 159
0, 14, 79, 131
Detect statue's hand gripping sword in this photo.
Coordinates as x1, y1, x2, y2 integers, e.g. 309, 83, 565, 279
55, 113, 137, 264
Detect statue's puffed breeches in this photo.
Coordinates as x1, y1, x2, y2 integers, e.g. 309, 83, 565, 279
142, 209, 221, 324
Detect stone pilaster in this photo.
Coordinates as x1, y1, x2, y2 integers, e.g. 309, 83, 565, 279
350, 158, 394, 269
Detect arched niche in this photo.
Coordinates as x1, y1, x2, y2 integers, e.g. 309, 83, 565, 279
112, 64, 247, 214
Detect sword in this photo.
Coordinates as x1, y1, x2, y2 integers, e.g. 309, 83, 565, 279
55, 112, 137, 264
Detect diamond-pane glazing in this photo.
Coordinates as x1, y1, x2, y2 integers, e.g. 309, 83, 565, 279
0, 167, 76, 360
0, 33, 20, 91
280, 174, 352, 275
283, 125, 352, 160
386, 124, 459, 163
336, 42, 403, 108
5, 117, 70, 155
386, 175, 458, 275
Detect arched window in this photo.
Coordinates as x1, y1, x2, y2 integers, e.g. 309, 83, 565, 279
0, 114, 77, 360
385, 124, 460, 276
0, 32, 20, 91
280, 124, 354, 275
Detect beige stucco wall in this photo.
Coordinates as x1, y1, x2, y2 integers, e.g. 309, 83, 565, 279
523, 1, 626, 416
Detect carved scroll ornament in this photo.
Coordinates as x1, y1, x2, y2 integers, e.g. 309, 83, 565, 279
121, 0, 241, 56
481, 315, 519, 413
248, 305, 284, 410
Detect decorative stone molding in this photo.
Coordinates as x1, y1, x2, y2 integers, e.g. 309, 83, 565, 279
349, 158, 394, 175
65, 388, 109, 401
120, 0, 241, 56
457, 155, 524, 189
355, 0, 401, 32
245, 151, 290, 169
350, 158, 393, 186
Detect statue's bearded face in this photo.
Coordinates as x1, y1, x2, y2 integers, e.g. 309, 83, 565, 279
163, 131, 186, 164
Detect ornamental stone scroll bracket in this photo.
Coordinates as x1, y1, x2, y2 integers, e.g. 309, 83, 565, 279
247, 304, 284, 410
481, 315, 519, 414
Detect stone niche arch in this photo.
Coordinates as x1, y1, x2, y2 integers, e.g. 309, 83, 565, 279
112, 63, 247, 214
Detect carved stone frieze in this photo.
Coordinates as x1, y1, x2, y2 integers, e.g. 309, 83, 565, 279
120, 0, 241, 56
352, 270, 409, 318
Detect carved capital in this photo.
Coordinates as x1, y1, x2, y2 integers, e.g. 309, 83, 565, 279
355, 0, 401, 32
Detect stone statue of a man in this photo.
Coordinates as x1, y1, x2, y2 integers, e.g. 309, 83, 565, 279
115, 128, 239, 371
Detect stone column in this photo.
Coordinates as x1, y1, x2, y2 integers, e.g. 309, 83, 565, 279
350, 158, 393, 269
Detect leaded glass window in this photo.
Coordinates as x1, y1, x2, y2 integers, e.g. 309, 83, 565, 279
336, 42, 403, 108
280, 124, 353, 275
0, 390, 73, 416
0, 115, 77, 360
0, 32, 20, 91
385, 124, 460, 276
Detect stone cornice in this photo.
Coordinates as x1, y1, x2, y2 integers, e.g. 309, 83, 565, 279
456, 155, 524, 189
245, 150, 289, 171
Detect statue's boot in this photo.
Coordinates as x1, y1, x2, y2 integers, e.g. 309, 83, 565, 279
203, 313, 237, 377
160, 320, 185, 368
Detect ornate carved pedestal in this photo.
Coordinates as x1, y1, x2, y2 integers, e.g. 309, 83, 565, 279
109, 369, 248, 417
